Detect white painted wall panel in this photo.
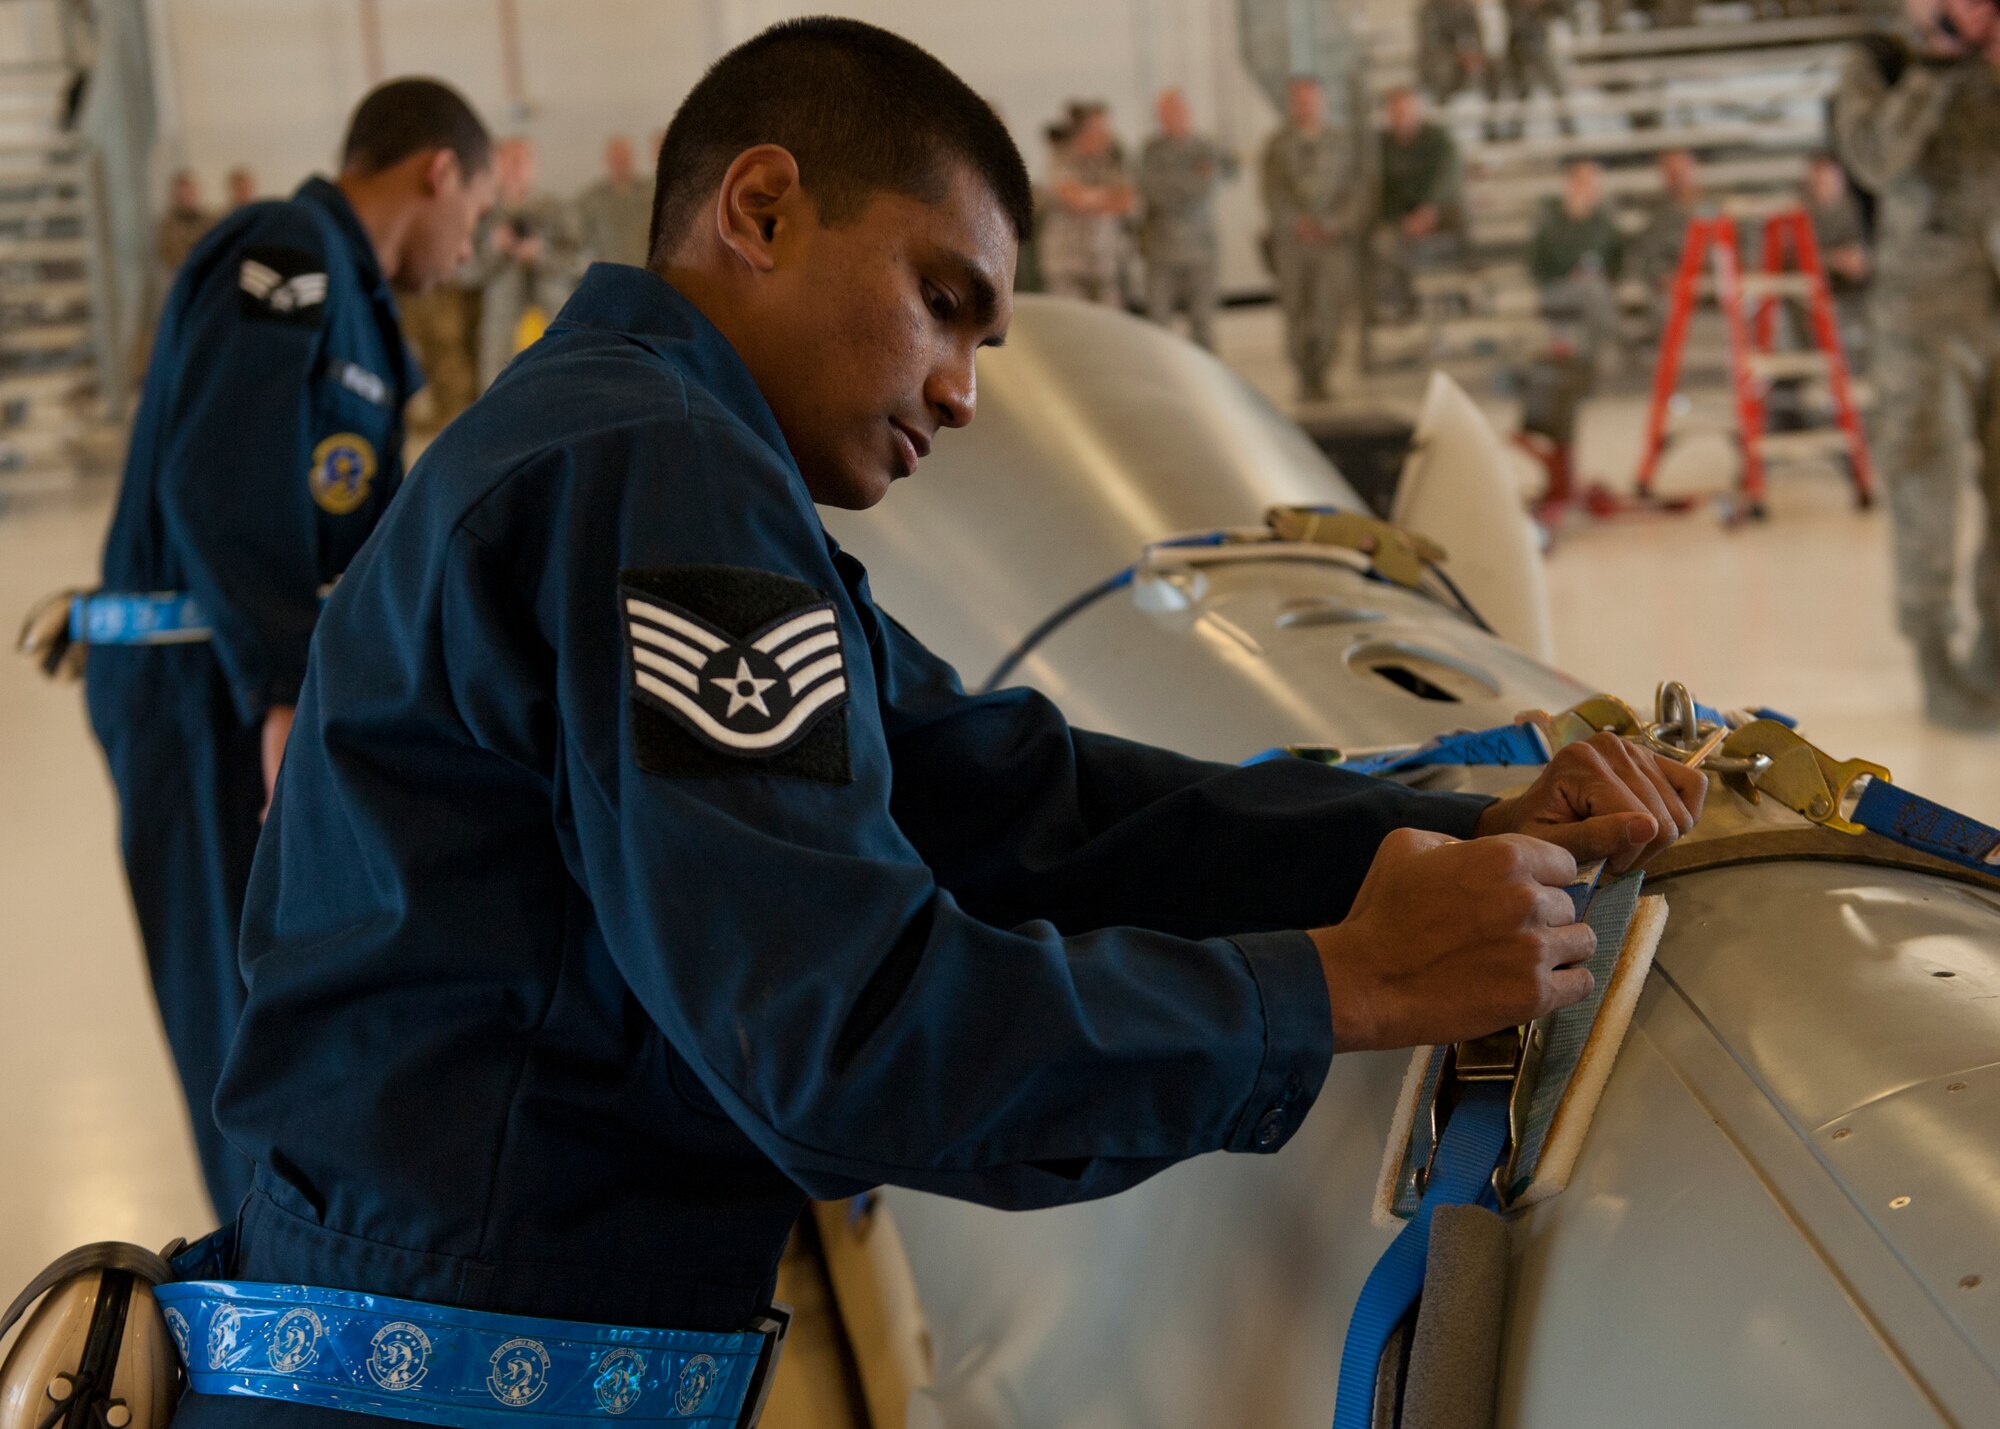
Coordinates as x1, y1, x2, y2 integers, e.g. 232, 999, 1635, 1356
148, 0, 1338, 292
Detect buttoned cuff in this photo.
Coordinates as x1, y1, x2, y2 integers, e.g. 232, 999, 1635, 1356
1224, 929, 1335, 1155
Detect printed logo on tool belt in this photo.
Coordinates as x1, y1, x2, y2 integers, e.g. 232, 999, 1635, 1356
366, 1322, 432, 1392
309, 433, 376, 515
267, 1307, 324, 1373
207, 1306, 243, 1370
620, 566, 853, 783
487, 1337, 552, 1407
163, 1307, 191, 1363
593, 1348, 646, 1415
673, 1354, 719, 1416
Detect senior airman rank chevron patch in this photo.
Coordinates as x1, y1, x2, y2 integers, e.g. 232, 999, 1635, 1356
620, 566, 852, 783
238, 245, 327, 326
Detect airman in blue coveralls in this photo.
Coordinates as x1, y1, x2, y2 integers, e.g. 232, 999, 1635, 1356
183, 24, 1702, 1428
86, 81, 494, 1215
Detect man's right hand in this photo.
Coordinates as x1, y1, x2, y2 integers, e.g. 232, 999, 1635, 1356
1310, 828, 1596, 1053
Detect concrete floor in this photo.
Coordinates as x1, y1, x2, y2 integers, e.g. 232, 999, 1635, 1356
1, 303, 1995, 1421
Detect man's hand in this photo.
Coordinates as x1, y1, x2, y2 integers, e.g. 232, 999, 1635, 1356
260, 703, 296, 823
1474, 731, 1706, 873
1313, 829, 1595, 1052
1402, 204, 1439, 238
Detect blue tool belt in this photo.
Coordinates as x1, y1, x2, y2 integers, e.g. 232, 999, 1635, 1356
66, 586, 339, 647
152, 1280, 788, 1429
69, 591, 213, 646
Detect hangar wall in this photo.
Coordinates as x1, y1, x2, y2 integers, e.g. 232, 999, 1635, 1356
142, 0, 1409, 295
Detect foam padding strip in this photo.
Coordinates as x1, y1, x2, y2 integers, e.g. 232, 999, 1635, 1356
1372, 876, 1669, 1224
1512, 891, 1667, 1208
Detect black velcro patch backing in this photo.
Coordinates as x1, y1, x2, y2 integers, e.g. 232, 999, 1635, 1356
621, 565, 852, 784
237, 244, 328, 327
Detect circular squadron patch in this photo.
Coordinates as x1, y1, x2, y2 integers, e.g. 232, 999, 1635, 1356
592, 1347, 646, 1415
206, 1306, 242, 1370
366, 1322, 432, 1392
267, 1307, 324, 1373
309, 433, 377, 515
672, 1354, 719, 1416
486, 1337, 551, 1407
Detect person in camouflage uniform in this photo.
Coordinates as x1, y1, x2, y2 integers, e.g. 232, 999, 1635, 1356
1042, 104, 1135, 305
1370, 86, 1466, 321
1529, 159, 1626, 377
1502, 0, 1575, 137
1417, 0, 1500, 106
576, 134, 654, 268
471, 136, 584, 389
1138, 88, 1229, 349
1833, 0, 2000, 727
1262, 76, 1368, 402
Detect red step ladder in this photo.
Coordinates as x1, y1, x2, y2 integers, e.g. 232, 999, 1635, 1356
1635, 207, 1874, 520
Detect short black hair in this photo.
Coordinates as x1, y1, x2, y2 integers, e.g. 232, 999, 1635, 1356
341, 78, 492, 179
648, 18, 1032, 263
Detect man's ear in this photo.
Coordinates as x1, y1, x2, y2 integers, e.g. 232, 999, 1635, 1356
420, 147, 460, 199
714, 144, 806, 274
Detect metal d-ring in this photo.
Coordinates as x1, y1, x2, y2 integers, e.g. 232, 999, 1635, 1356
1642, 680, 1772, 777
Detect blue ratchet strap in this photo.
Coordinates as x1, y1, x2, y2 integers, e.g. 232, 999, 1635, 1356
1331, 1084, 1511, 1429
69, 591, 211, 645
1852, 780, 2000, 877
154, 1264, 786, 1429
68, 587, 337, 646
1337, 722, 1553, 777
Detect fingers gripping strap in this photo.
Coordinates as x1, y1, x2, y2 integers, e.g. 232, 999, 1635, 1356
1332, 1084, 1510, 1429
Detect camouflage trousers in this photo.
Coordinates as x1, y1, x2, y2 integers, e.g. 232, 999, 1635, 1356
1273, 238, 1351, 390
400, 287, 479, 431
1144, 256, 1218, 350
1870, 311, 2000, 640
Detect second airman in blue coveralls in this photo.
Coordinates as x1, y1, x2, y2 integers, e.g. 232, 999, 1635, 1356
85, 81, 494, 1215
178, 23, 1703, 1428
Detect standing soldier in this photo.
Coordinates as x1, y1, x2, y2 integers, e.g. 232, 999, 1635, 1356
136, 170, 213, 374
1041, 103, 1134, 304
1833, 0, 2000, 727
1631, 148, 1703, 337
1262, 74, 1366, 402
576, 133, 655, 267
81, 80, 493, 1213
225, 165, 258, 210
155, 169, 213, 276
474, 136, 584, 389
1138, 88, 1228, 349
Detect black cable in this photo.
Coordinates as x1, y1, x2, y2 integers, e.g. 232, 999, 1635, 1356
1426, 564, 1497, 636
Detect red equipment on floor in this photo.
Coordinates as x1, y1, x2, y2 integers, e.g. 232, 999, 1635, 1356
1635, 206, 1874, 520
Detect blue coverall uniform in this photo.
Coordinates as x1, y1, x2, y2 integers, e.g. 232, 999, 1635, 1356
87, 177, 420, 1213
185, 264, 1489, 1429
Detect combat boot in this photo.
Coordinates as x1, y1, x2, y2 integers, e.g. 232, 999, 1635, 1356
1914, 632, 2000, 731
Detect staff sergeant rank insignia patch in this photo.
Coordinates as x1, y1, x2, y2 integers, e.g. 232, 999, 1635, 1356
621, 565, 852, 784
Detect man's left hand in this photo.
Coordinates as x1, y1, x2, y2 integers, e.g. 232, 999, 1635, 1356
1473, 731, 1707, 873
